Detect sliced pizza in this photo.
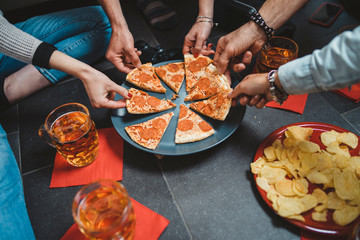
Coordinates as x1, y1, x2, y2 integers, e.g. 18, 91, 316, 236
125, 112, 174, 150
175, 105, 214, 144
184, 54, 212, 92
126, 88, 176, 114
126, 63, 166, 93
155, 62, 185, 93
189, 90, 232, 121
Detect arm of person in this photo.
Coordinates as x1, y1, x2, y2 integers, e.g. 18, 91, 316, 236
182, 0, 215, 56
228, 26, 360, 108
98, 0, 141, 73
1, 12, 130, 109
213, 0, 309, 74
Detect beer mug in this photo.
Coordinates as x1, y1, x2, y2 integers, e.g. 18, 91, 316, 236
255, 36, 298, 73
72, 179, 136, 240
38, 103, 99, 167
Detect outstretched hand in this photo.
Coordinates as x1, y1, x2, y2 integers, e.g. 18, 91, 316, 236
228, 73, 272, 109
106, 28, 142, 73
183, 22, 215, 56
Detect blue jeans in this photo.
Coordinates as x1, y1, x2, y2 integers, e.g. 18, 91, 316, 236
0, 124, 35, 239
0, 5, 111, 84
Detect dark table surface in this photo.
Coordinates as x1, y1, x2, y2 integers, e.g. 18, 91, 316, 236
1, 0, 360, 239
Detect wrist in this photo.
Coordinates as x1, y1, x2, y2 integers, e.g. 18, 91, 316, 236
267, 70, 288, 104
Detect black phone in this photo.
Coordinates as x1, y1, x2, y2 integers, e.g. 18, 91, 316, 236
309, 2, 343, 27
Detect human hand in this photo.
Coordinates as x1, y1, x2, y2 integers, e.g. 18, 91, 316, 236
228, 73, 272, 109
81, 69, 131, 109
214, 21, 267, 74
106, 28, 142, 73
183, 22, 215, 56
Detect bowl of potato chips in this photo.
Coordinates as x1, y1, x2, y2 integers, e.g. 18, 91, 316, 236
251, 122, 360, 236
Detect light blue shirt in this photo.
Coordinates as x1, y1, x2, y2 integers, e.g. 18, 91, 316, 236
278, 26, 360, 95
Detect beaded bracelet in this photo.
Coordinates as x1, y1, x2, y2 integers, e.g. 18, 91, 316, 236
250, 11, 275, 40
268, 70, 288, 105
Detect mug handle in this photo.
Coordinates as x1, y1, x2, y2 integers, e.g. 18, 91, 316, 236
38, 125, 55, 148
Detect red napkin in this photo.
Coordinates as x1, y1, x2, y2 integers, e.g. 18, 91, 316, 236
300, 230, 347, 240
265, 94, 308, 114
333, 83, 360, 103
61, 198, 170, 240
50, 128, 123, 188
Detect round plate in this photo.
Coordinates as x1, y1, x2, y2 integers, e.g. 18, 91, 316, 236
111, 60, 245, 156
254, 122, 360, 236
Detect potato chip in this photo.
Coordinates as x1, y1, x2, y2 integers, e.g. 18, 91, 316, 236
337, 132, 358, 149
327, 192, 345, 210
283, 138, 300, 148
314, 203, 328, 212
299, 194, 318, 212
312, 188, 328, 204
312, 210, 328, 222
292, 179, 308, 197
251, 157, 266, 174
256, 177, 271, 192
275, 179, 295, 196
326, 142, 351, 159
320, 130, 340, 146
260, 165, 288, 184
276, 196, 305, 217
306, 170, 330, 185
287, 126, 313, 140
267, 186, 280, 204
301, 152, 318, 169
264, 145, 277, 161
333, 205, 360, 226
313, 151, 333, 171
299, 140, 320, 153
288, 214, 305, 222
334, 170, 360, 200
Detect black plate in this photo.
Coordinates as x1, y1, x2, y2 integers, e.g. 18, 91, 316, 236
111, 60, 246, 156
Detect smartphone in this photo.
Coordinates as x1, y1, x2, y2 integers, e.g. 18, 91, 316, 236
309, 2, 343, 27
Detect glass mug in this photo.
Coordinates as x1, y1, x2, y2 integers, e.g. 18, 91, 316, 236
255, 36, 298, 73
38, 103, 99, 167
72, 179, 136, 240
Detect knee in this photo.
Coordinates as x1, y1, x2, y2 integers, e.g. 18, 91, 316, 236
89, 6, 111, 31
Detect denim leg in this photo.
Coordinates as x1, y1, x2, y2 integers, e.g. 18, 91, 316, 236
0, 124, 35, 240
0, 6, 111, 83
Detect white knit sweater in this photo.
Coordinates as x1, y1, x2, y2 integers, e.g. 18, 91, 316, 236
0, 10, 42, 64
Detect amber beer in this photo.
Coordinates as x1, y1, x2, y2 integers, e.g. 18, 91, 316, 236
256, 36, 298, 73
51, 111, 99, 167
72, 179, 135, 240
38, 103, 99, 167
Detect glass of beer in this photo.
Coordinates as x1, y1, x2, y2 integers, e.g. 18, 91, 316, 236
38, 103, 99, 167
255, 36, 298, 73
72, 179, 136, 240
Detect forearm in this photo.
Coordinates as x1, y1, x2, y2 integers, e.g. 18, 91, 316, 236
198, 0, 214, 18
278, 26, 360, 95
98, 0, 129, 33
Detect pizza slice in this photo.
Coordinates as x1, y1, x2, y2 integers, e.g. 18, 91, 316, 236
126, 63, 166, 93
125, 112, 174, 150
155, 62, 185, 93
184, 54, 212, 92
184, 63, 231, 101
126, 88, 176, 114
175, 105, 214, 144
189, 90, 232, 121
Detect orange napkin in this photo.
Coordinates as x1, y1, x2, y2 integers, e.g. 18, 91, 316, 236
50, 128, 123, 188
265, 94, 308, 114
334, 83, 360, 103
61, 198, 170, 240
300, 230, 347, 240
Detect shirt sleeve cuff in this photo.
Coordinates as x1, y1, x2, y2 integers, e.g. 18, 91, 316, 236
32, 42, 57, 69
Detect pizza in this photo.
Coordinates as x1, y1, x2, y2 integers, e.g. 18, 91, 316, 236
184, 63, 231, 101
126, 63, 166, 93
126, 88, 176, 114
184, 54, 213, 92
189, 89, 232, 121
175, 105, 214, 144
125, 112, 174, 150
155, 62, 185, 93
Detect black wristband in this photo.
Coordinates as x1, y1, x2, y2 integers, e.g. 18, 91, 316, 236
32, 42, 57, 69
250, 11, 274, 40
